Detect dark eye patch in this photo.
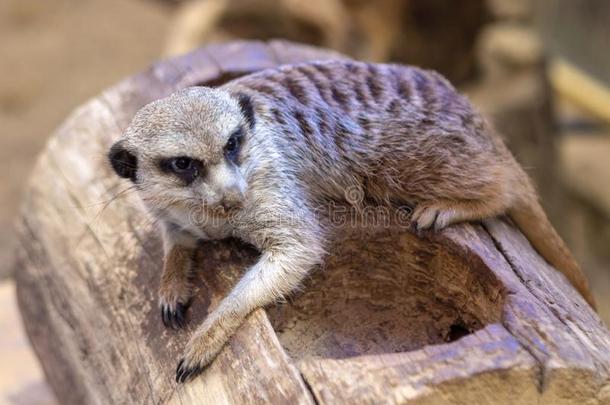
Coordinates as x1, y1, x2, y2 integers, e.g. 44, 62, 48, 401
159, 156, 203, 185
236, 93, 255, 129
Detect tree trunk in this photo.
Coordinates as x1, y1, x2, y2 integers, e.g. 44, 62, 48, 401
14, 40, 610, 405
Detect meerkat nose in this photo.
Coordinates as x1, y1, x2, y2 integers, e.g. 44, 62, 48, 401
220, 197, 242, 212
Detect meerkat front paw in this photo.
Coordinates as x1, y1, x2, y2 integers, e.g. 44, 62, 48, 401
159, 280, 193, 330
175, 314, 238, 383
160, 299, 188, 330
175, 330, 222, 383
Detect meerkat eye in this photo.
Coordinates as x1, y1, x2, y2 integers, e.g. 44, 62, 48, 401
159, 156, 202, 185
171, 157, 193, 172
225, 128, 244, 161
226, 136, 238, 153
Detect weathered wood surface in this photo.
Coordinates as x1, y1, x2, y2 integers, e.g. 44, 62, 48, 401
14, 40, 610, 405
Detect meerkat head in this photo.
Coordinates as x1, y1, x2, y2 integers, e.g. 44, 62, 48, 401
108, 86, 256, 220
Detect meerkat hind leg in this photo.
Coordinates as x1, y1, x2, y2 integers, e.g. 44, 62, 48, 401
412, 198, 507, 232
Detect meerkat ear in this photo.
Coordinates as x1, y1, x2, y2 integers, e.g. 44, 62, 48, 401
236, 93, 255, 129
108, 141, 138, 182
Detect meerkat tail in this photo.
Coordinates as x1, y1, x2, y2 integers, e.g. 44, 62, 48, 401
508, 193, 596, 309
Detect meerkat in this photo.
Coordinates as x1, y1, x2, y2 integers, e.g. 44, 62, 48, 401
108, 60, 595, 383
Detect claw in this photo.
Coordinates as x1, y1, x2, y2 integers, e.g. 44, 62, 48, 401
161, 302, 188, 330
411, 202, 452, 236
161, 306, 170, 328
176, 358, 203, 384
174, 303, 186, 329
175, 359, 185, 383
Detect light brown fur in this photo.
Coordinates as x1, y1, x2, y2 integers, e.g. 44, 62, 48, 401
108, 60, 595, 383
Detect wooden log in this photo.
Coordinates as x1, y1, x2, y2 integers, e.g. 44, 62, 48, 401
14, 40, 610, 405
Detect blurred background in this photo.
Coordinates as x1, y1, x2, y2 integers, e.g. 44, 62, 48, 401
1, 0, 609, 403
